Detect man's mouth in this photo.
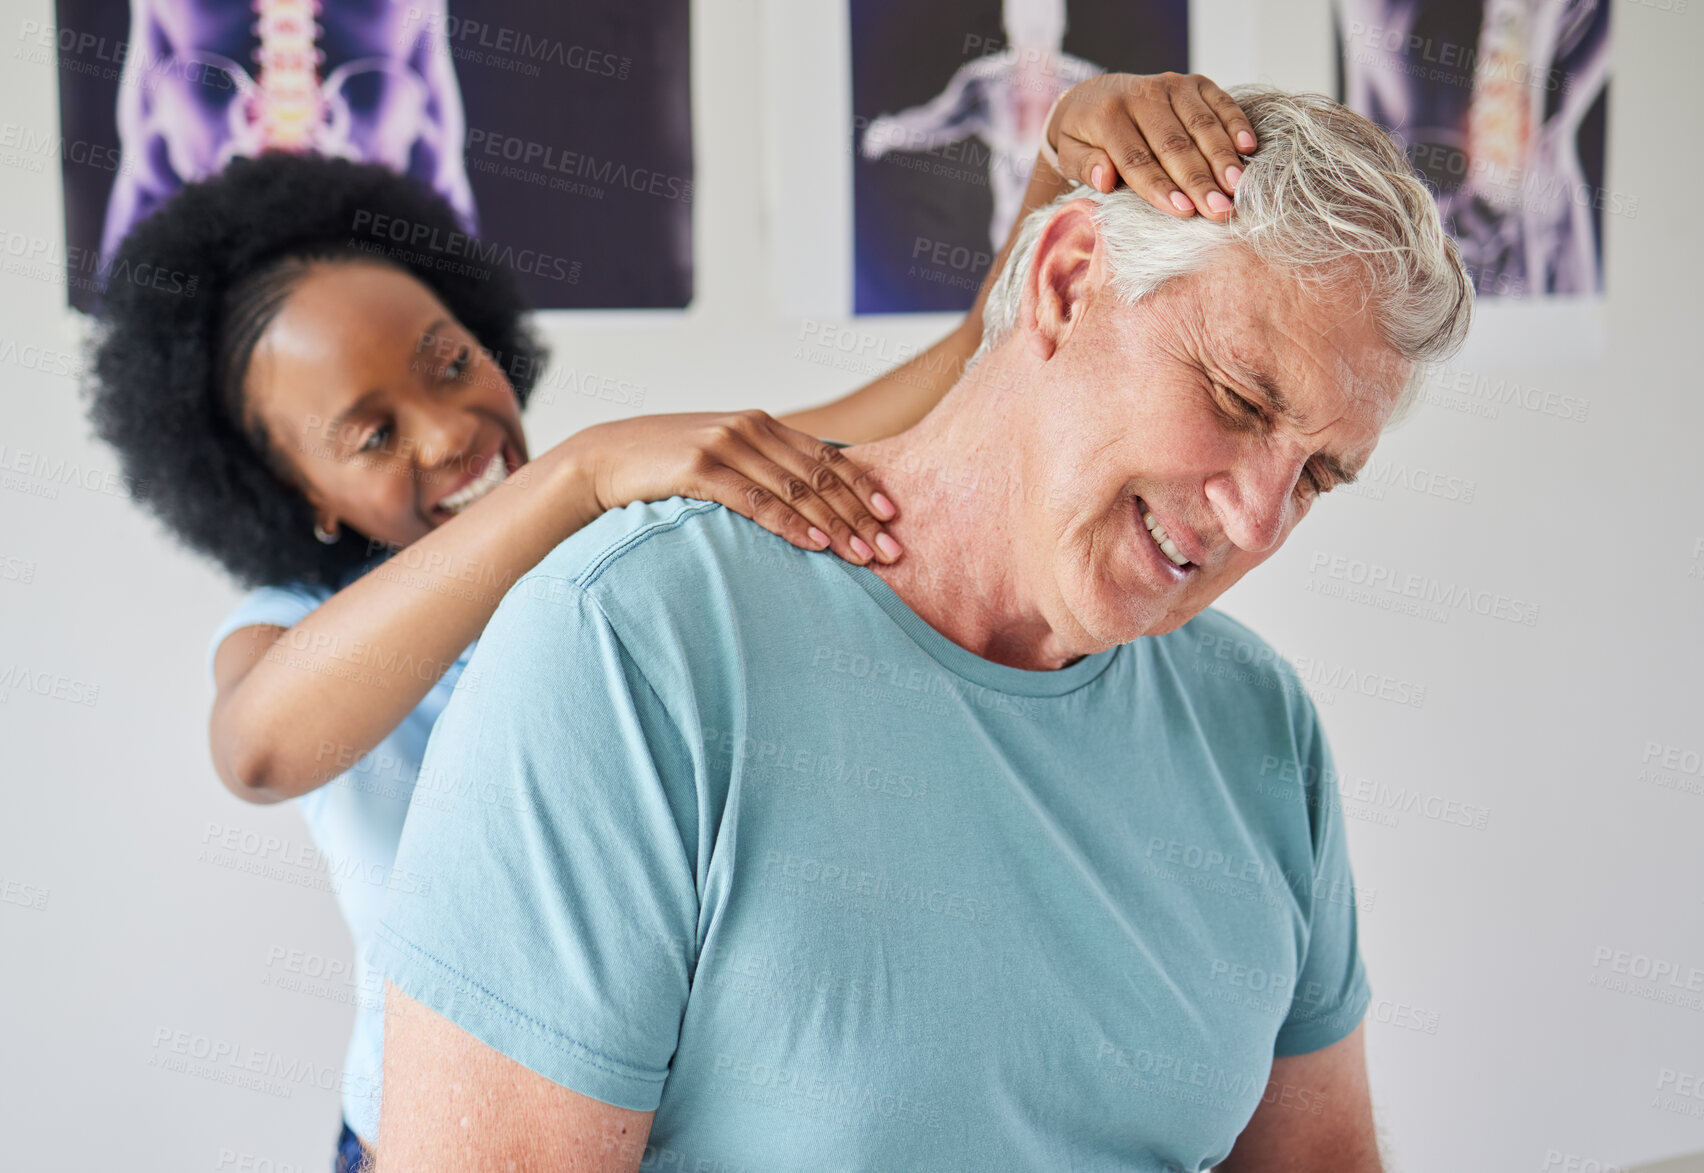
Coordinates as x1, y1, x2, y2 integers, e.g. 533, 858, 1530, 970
1134, 497, 1195, 571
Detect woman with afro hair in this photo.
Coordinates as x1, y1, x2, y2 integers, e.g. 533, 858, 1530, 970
82, 74, 1256, 1170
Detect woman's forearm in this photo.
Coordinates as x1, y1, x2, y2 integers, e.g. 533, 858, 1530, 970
778, 152, 1073, 444
776, 316, 983, 444
211, 436, 604, 803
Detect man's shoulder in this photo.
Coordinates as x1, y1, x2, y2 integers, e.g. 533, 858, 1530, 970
486, 497, 844, 706
513, 496, 818, 622
526, 496, 736, 587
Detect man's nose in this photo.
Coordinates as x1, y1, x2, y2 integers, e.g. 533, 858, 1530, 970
1205, 459, 1297, 554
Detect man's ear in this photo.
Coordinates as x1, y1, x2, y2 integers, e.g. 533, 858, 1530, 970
1019, 198, 1102, 361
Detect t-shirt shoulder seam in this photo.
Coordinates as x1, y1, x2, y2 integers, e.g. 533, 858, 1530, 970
572, 498, 723, 591
374, 924, 669, 1089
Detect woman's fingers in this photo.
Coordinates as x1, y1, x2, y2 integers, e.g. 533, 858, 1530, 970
747, 416, 901, 563
1057, 126, 1178, 207
1198, 77, 1258, 157
1117, 82, 1226, 219
1169, 82, 1249, 214
1053, 136, 1117, 194
1046, 88, 1117, 194
1049, 72, 1257, 220
1054, 76, 1192, 213
693, 412, 900, 565
697, 459, 840, 556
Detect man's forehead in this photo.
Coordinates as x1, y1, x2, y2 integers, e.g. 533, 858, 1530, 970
1207, 286, 1404, 422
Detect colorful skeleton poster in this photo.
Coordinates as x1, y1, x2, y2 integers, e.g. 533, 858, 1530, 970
850, 0, 1189, 314
1334, 0, 1612, 300
52, 0, 693, 311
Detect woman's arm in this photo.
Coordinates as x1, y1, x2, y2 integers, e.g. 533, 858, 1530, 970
210, 414, 895, 804
779, 72, 1255, 445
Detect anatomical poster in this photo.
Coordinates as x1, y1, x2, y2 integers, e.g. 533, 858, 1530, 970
51, 0, 693, 311
1334, 0, 1612, 301
850, 0, 1189, 314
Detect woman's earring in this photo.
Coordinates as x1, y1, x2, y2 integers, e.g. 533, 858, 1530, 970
314, 520, 339, 545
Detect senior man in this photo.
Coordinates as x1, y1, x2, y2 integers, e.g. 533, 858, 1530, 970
372, 86, 1471, 1171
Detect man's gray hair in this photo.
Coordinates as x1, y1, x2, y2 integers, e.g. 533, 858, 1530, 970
974, 85, 1474, 419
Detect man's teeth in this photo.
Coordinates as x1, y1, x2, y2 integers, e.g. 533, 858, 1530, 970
439, 454, 509, 515
1143, 510, 1192, 567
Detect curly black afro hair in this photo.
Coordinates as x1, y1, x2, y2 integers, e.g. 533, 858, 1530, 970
84, 151, 548, 591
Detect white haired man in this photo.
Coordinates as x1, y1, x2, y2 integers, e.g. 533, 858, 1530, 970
372, 86, 1472, 1171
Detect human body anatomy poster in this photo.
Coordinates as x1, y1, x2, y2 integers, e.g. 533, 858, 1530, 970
849, 0, 1188, 314
52, 0, 693, 311
1334, 0, 1611, 359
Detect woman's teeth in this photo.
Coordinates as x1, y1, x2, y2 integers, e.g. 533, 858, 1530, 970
1143, 510, 1192, 567
439, 453, 509, 515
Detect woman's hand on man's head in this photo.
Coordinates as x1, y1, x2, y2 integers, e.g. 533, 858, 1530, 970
1046, 73, 1257, 222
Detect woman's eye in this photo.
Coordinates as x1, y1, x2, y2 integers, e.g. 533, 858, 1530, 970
359, 423, 391, 453
445, 346, 471, 381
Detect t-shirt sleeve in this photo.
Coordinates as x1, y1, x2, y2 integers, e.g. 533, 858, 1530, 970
203, 583, 330, 687
1273, 689, 1372, 1057
371, 575, 701, 1112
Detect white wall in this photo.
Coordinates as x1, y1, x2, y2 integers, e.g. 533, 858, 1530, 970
3, 1, 1700, 1168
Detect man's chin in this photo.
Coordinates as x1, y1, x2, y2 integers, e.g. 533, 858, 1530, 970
1110, 613, 1194, 644
1139, 611, 1198, 638
1072, 589, 1184, 647
1087, 575, 1230, 643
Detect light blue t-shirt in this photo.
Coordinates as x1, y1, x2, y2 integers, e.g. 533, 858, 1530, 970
375, 497, 1370, 1171
204, 561, 478, 1143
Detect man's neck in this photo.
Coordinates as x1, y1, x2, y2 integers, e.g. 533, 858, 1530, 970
841, 366, 1088, 673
